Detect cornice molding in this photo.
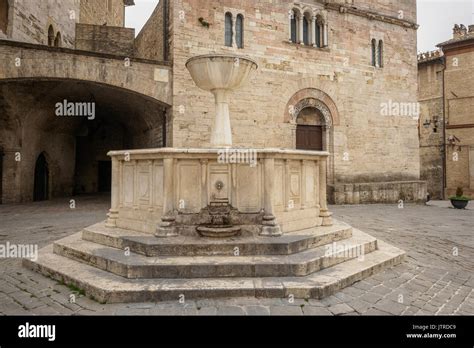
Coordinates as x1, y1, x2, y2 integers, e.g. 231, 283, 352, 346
325, 4, 419, 30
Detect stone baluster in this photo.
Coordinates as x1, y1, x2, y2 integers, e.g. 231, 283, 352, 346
261, 157, 282, 236
155, 157, 178, 237
319, 156, 333, 226
106, 156, 120, 228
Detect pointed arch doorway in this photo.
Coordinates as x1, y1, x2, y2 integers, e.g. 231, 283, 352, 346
34, 153, 49, 202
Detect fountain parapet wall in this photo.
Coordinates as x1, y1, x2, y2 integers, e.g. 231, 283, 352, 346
106, 148, 333, 237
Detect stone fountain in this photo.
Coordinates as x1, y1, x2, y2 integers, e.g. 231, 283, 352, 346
24, 54, 406, 304
186, 54, 258, 148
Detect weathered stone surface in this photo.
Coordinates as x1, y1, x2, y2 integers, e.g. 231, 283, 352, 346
24, 232, 404, 303
52, 227, 377, 278
1, 197, 474, 315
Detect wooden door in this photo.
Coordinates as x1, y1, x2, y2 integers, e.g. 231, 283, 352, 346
296, 125, 323, 151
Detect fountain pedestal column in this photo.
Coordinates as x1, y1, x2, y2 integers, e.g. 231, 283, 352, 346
319, 158, 333, 226
155, 158, 178, 237
211, 89, 232, 147
186, 54, 258, 149
260, 157, 283, 237
105, 157, 120, 227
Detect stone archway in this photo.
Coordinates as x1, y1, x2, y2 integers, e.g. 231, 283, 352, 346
285, 89, 339, 185
0, 79, 169, 203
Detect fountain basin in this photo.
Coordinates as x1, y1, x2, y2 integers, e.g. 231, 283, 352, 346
197, 225, 242, 238
186, 54, 258, 147
186, 54, 258, 92
105, 148, 333, 238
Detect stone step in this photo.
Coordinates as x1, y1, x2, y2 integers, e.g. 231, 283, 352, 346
53, 229, 377, 279
23, 239, 405, 303
82, 221, 353, 257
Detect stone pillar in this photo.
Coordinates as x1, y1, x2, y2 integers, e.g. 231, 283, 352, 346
319, 157, 333, 226
311, 16, 317, 47
323, 24, 329, 47
284, 159, 290, 212
210, 89, 232, 147
261, 157, 282, 237
156, 157, 178, 237
301, 160, 306, 209
298, 15, 304, 45
106, 157, 120, 228
288, 10, 293, 42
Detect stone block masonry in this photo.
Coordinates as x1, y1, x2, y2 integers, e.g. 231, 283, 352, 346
166, 0, 424, 203
75, 23, 135, 56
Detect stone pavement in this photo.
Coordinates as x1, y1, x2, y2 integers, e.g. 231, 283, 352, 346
0, 196, 473, 316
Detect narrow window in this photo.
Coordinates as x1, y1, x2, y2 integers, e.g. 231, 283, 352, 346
0, 0, 8, 34
54, 32, 61, 47
48, 25, 54, 46
378, 40, 384, 68
290, 12, 297, 43
303, 16, 309, 45
225, 12, 233, 47
371, 39, 377, 67
315, 23, 321, 48
236, 14, 244, 48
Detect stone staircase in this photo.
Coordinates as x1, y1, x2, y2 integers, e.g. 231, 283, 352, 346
23, 220, 405, 303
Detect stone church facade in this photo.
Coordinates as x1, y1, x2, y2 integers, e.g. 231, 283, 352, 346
418, 24, 474, 199
0, 0, 425, 205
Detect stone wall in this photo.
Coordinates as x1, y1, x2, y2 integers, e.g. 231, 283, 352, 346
445, 48, 474, 196
2, 0, 79, 47
350, 0, 416, 23
168, 0, 423, 203
134, 0, 166, 61
441, 32, 474, 197
329, 181, 427, 205
79, 0, 125, 27
418, 54, 444, 199
75, 23, 135, 56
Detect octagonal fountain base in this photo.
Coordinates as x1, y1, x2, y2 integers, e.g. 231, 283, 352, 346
24, 148, 405, 303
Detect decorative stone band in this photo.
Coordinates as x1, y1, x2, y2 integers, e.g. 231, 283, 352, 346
326, 4, 419, 30
291, 98, 333, 128
106, 148, 333, 237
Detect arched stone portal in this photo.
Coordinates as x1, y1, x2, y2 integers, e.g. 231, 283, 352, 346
295, 103, 330, 151
285, 89, 339, 185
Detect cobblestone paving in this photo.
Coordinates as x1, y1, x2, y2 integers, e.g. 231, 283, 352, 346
1, 196, 473, 316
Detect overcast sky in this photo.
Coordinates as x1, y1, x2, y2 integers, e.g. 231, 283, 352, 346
126, 0, 474, 53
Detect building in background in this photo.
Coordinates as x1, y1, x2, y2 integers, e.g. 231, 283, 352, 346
0, 0, 425, 205
418, 24, 474, 199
